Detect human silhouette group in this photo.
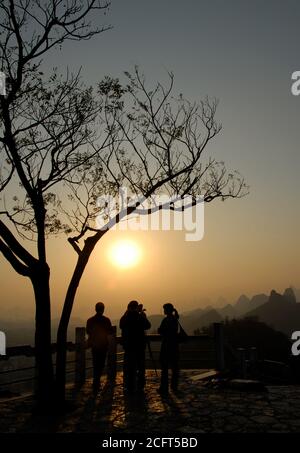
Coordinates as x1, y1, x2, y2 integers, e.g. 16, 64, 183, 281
86, 300, 181, 396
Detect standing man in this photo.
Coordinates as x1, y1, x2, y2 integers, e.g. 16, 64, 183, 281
86, 302, 113, 395
120, 300, 151, 394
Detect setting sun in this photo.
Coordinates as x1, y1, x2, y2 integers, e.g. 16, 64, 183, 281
109, 240, 141, 269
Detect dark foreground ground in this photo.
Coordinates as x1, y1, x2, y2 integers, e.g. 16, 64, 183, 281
1, 371, 300, 433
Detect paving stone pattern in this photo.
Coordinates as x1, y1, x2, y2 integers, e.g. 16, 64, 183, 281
1, 371, 300, 433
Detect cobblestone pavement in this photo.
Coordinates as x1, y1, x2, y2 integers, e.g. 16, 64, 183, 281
1, 371, 300, 433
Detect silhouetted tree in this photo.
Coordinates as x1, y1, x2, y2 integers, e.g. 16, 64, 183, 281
0, 0, 111, 410
55, 68, 248, 402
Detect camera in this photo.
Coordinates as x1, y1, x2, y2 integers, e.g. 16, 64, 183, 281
138, 303, 146, 313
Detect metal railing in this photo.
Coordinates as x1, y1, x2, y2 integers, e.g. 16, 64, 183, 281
0, 323, 225, 394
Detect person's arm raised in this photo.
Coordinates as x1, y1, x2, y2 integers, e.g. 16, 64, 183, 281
173, 309, 179, 320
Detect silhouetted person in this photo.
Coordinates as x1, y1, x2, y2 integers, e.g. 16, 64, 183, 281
119, 300, 151, 393
86, 302, 113, 395
158, 303, 180, 395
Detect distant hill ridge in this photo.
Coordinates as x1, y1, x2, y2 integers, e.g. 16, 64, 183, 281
243, 287, 300, 336
176, 286, 299, 336
2, 287, 299, 345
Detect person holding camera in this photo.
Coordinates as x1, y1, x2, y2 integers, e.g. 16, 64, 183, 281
157, 303, 180, 395
119, 300, 151, 393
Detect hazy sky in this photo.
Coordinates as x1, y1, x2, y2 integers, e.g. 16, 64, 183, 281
1, 0, 299, 323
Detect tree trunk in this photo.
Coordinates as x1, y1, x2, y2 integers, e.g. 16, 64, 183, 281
31, 264, 54, 411
56, 238, 99, 405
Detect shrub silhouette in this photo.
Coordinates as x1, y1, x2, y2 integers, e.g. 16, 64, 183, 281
200, 317, 291, 363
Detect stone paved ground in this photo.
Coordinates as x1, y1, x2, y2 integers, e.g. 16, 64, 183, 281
1, 371, 300, 433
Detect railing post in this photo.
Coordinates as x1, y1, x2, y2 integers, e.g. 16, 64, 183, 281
214, 322, 225, 372
107, 325, 117, 381
75, 327, 86, 387
238, 347, 247, 378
